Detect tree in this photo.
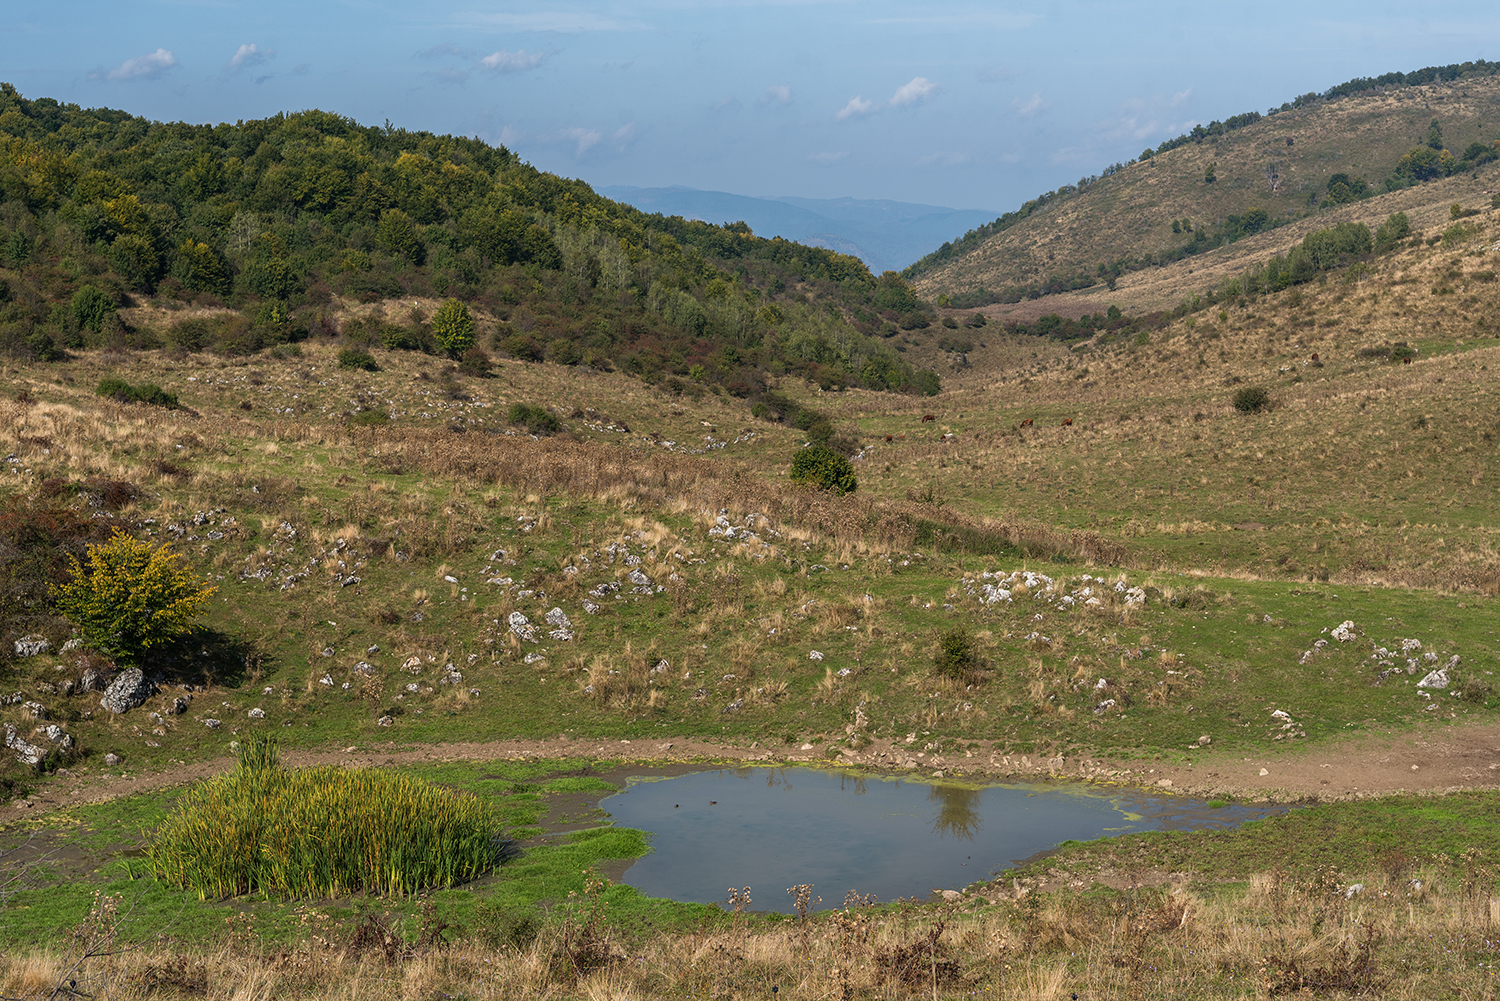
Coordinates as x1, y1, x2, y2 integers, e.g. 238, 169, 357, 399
1204, 162, 1217, 184
53, 530, 217, 664
70, 285, 116, 334
431, 298, 474, 358
1424, 118, 1445, 151
376, 208, 425, 264
789, 445, 857, 496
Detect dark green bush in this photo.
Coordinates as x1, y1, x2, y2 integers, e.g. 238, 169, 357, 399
338, 347, 380, 371
459, 347, 492, 377
508, 402, 560, 436
934, 629, 984, 684
97, 378, 180, 409
789, 445, 856, 496
1232, 386, 1270, 413
349, 408, 390, 427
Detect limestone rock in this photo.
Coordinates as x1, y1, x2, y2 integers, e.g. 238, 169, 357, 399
13, 635, 49, 657
3, 724, 46, 768
1416, 669, 1450, 689
508, 612, 538, 643
105, 753, 122, 766
100, 668, 155, 715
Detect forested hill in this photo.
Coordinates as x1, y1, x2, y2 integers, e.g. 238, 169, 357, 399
0, 84, 940, 397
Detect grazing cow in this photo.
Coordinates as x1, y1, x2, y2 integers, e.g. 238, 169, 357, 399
1311, 352, 1319, 362
1061, 418, 1073, 426
1020, 418, 1033, 428
1403, 356, 1412, 365
921, 414, 936, 423
884, 434, 893, 443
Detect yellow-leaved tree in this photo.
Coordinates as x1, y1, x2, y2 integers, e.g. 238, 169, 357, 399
53, 530, 217, 664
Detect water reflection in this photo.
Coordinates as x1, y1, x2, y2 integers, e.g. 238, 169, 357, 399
596, 767, 1284, 913
928, 784, 983, 841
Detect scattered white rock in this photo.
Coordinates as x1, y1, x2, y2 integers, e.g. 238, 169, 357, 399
204, 719, 222, 729
13, 635, 49, 657
1417, 669, 1450, 690
248, 708, 265, 718
808, 651, 824, 661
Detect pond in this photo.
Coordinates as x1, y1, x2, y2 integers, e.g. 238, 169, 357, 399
598, 767, 1283, 912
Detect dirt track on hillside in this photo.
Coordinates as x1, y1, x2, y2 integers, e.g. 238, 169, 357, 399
6, 721, 1500, 826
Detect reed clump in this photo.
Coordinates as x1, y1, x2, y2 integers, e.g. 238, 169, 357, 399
147, 738, 504, 899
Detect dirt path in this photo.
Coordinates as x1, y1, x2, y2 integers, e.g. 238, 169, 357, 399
6, 720, 1500, 827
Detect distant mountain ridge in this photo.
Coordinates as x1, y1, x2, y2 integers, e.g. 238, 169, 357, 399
599, 186, 998, 273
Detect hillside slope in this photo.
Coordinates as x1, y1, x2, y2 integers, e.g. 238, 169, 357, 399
910, 72, 1500, 308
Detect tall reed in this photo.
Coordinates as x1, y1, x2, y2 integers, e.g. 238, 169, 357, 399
147, 738, 502, 899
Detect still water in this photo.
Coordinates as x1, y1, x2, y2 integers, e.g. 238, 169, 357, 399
599, 767, 1281, 912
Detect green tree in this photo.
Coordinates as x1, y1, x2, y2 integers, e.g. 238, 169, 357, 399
431, 298, 474, 358
376, 208, 425, 264
172, 239, 230, 296
1424, 118, 1445, 151
1374, 211, 1411, 253
70, 285, 116, 334
789, 445, 857, 496
1204, 162, 1217, 184
53, 530, 217, 663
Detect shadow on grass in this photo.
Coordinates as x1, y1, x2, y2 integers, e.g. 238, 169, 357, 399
150, 627, 268, 690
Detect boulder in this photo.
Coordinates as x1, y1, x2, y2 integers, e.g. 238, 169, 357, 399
508, 612, 538, 643
13, 635, 49, 657
1417, 669, 1450, 690
100, 668, 155, 715
3, 724, 46, 768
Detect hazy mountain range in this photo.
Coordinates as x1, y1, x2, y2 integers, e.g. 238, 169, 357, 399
598, 186, 998, 273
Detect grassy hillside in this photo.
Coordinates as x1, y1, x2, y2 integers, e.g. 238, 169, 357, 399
2, 84, 1500, 1000
909, 69, 1500, 310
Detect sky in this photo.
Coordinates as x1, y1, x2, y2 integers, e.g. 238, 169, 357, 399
3, 2, 1498, 213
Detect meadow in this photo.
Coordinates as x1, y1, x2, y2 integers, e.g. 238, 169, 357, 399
1, 146, 1499, 999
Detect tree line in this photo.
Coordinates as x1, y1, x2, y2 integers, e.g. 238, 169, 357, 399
0, 84, 939, 397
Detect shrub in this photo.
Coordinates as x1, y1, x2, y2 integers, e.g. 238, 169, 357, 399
338, 347, 380, 371
52, 530, 217, 663
147, 737, 505, 898
789, 445, 857, 496
349, 408, 390, 427
458, 346, 492, 377
96, 378, 180, 409
431, 298, 474, 358
934, 629, 983, 684
508, 402, 560, 436
1232, 386, 1271, 414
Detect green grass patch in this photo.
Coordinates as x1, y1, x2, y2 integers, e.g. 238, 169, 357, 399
1006, 791, 1500, 883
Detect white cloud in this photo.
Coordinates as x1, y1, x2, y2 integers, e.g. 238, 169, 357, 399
889, 76, 935, 108
1013, 92, 1046, 117
100, 48, 177, 81
1171, 88, 1192, 107
480, 49, 545, 73
613, 122, 638, 150
835, 96, 873, 120
808, 150, 849, 165
761, 84, 792, 105
560, 126, 602, 155
229, 43, 272, 70
918, 149, 969, 167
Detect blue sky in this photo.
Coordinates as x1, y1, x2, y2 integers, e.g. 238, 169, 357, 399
4, 2, 1497, 212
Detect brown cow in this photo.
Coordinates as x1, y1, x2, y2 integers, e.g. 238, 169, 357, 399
1061, 417, 1073, 426
884, 434, 893, 443
921, 414, 936, 422
1020, 418, 1033, 428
